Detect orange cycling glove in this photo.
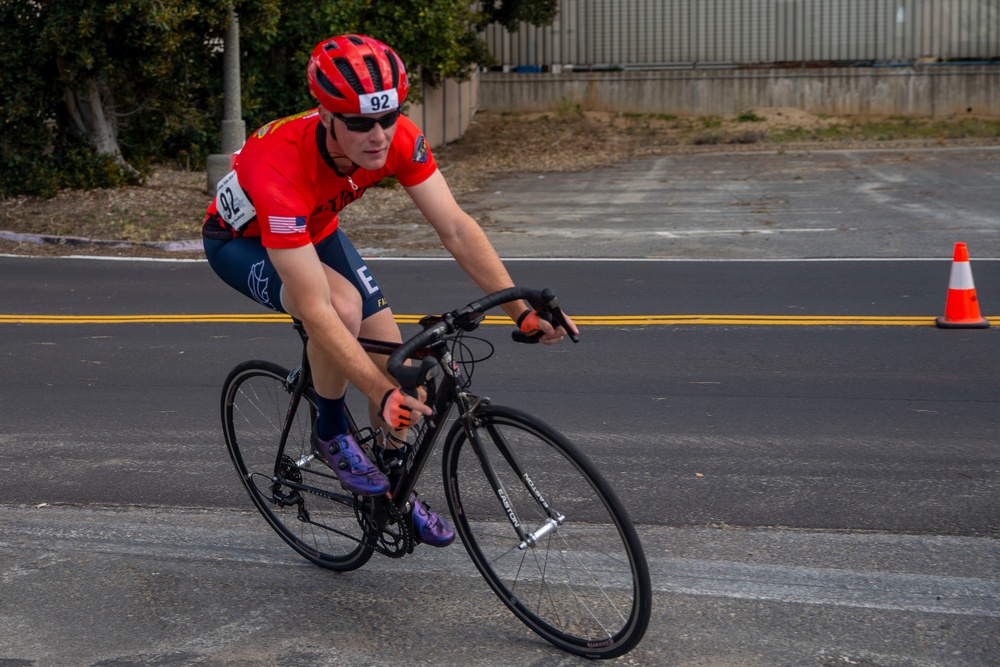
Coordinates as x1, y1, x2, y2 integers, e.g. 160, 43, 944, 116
379, 387, 415, 430
515, 309, 552, 344
517, 309, 541, 334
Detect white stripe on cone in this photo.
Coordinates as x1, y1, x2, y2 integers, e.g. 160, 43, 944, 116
948, 259, 977, 291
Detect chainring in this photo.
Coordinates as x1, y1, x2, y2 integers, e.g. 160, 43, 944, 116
355, 495, 414, 558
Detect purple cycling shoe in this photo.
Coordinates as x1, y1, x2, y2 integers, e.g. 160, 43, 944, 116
410, 493, 455, 547
313, 432, 390, 496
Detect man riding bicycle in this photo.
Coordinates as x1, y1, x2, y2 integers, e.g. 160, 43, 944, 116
203, 34, 577, 547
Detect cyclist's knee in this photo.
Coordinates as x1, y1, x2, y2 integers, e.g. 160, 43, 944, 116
328, 299, 361, 337
360, 308, 401, 343
322, 266, 364, 335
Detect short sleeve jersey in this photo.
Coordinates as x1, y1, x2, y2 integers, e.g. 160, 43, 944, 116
204, 109, 437, 248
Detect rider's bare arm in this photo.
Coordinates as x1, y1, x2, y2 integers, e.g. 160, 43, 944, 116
267, 243, 429, 418
406, 169, 578, 344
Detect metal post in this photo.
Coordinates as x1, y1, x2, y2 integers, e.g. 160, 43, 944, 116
220, 5, 245, 154
206, 5, 246, 194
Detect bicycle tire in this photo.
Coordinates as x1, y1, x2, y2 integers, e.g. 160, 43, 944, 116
222, 360, 374, 571
442, 405, 651, 659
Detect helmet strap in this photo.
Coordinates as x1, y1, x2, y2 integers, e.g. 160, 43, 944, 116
318, 115, 360, 177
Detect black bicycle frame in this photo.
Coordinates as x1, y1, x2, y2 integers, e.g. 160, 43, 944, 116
268, 323, 461, 515
269, 321, 561, 550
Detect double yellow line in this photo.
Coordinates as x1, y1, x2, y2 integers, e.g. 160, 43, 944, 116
2, 314, 998, 326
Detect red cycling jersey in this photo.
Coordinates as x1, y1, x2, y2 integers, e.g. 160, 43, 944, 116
203, 108, 437, 248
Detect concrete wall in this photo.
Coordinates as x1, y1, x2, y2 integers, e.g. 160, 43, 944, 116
406, 72, 479, 148
478, 66, 1000, 117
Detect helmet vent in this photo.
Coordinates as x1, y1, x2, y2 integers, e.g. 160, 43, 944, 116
362, 55, 384, 91
334, 58, 365, 95
315, 68, 345, 99
385, 49, 400, 88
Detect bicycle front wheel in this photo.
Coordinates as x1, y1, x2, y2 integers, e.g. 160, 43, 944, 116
222, 360, 373, 571
442, 405, 651, 659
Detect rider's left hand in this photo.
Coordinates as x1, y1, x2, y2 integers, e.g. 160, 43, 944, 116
517, 309, 579, 345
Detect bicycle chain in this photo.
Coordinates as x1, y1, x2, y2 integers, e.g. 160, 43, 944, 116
273, 465, 414, 559
268, 430, 417, 558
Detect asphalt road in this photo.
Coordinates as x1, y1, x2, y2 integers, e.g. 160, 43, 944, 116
2, 147, 999, 666
414, 146, 1000, 259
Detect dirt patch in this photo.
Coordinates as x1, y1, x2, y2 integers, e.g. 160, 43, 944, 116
1, 109, 995, 259
0, 168, 212, 259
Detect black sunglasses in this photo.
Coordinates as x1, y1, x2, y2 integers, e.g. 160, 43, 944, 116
333, 109, 400, 133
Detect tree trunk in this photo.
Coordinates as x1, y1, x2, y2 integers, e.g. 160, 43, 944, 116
60, 69, 140, 179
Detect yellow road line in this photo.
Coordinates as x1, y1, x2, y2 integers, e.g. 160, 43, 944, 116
0, 314, 292, 324
2, 314, 998, 326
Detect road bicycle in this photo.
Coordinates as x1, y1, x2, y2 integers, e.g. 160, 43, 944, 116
220, 286, 651, 659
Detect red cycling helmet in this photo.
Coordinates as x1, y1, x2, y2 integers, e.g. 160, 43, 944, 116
307, 34, 409, 115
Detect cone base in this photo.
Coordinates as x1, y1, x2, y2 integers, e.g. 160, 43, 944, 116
936, 316, 989, 329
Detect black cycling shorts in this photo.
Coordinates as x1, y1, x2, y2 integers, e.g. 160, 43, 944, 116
203, 229, 388, 319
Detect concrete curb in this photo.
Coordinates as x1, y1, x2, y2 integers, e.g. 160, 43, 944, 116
0, 230, 202, 252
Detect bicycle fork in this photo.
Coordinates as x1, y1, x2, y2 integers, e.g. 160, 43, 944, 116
464, 405, 566, 550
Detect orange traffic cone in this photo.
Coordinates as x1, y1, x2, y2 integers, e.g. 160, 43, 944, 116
936, 242, 989, 329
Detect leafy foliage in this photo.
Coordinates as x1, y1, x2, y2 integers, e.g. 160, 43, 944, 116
239, 0, 495, 133
477, 0, 559, 31
1, 0, 242, 196
0, 0, 551, 198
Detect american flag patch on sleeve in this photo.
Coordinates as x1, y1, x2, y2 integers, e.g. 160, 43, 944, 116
268, 215, 307, 234
412, 135, 428, 164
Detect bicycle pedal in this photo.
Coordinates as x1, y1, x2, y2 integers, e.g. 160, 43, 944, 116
354, 426, 378, 446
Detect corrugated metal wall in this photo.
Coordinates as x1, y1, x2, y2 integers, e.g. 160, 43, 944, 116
482, 0, 1000, 69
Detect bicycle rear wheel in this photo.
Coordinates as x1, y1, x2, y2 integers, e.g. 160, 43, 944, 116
442, 405, 651, 659
222, 360, 373, 571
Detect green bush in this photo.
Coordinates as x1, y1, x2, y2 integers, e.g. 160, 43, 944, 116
0, 129, 136, 199
1, 0, 546, 199
737, 110, 765, 123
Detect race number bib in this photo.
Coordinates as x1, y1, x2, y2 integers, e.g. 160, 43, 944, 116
359, 90, 399, 115
215, 170, 256, 230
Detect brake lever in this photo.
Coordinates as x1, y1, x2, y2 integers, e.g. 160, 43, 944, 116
550, 304, 580, 343
537, 289, 579, 343
511, 299, 580, 344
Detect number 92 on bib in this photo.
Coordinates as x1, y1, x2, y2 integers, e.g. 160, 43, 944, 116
359, 90, 399, 115
215, 170, 256, 231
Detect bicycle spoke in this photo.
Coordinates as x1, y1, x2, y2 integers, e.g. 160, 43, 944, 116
444, 405, 650, 658
222, 361, 373, 570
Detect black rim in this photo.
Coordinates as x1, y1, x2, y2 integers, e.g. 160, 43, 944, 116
443, 405, 651, 658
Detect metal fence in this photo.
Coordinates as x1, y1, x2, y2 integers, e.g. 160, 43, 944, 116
482, 0, 1000, 70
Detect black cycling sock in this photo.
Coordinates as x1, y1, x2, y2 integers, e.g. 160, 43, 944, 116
314, 393, 349, 440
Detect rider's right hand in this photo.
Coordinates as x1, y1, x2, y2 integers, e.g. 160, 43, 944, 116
379, 387, 431, 430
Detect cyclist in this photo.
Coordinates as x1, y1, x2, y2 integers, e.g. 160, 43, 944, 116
203, 34, 577, 548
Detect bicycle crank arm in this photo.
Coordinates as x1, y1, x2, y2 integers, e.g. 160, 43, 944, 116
518, 512, 566, 550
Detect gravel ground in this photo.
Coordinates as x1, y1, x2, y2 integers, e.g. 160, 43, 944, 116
1, 108, 996, 259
